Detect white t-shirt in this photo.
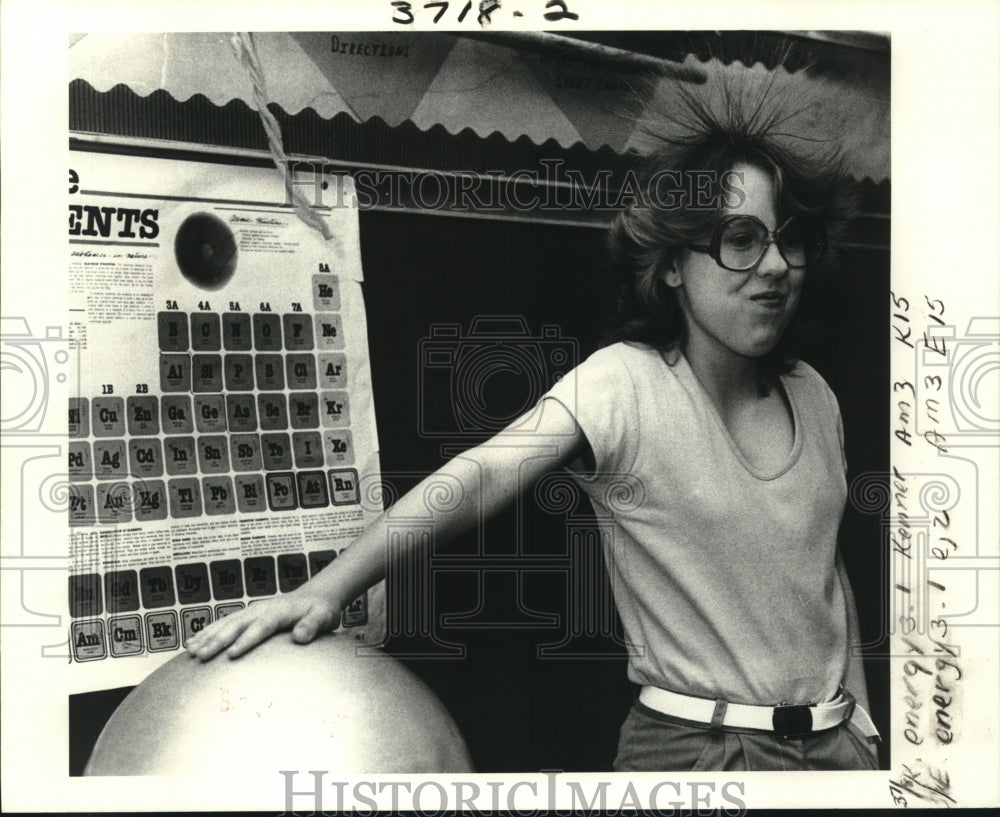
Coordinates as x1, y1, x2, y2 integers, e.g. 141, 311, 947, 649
542, 341, 851, 706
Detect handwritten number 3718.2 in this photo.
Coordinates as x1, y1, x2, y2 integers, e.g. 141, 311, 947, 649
389, 1, 576, 24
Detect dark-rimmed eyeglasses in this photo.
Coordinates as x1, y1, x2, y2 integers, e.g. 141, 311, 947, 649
687, 215, 827, 272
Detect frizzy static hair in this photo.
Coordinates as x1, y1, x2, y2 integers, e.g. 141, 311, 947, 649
601, 58, 859, 392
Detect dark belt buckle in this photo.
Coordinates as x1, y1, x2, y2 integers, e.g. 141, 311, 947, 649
772, 704, 813, 739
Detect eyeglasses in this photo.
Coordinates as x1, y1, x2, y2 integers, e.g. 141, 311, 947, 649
687, 215, 827, 272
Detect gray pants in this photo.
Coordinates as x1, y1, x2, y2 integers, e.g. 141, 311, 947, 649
613, 701, 880, 772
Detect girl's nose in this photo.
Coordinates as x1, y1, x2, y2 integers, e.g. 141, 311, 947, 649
756, 239, 788, 277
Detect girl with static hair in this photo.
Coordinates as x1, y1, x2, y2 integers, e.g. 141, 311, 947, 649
188, 69, 880, 771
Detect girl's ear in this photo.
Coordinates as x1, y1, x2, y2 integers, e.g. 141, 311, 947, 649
663, 262, 682, 289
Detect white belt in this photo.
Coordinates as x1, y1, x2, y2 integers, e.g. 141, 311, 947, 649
638, 686, 865, 738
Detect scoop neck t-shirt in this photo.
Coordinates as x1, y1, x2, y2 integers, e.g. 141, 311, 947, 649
542, 341, 850, 706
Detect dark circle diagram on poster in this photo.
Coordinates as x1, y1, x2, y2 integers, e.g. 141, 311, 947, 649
174, 212, 238, 291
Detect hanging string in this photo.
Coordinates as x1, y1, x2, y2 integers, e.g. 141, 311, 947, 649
230, 32, 335, 242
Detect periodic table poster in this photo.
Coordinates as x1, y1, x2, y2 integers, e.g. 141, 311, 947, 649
65, 145, 385, 692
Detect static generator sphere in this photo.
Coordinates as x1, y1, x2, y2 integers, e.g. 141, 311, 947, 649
84, 634, 473, 775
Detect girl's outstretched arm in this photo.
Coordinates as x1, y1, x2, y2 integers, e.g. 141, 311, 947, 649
185, 396, 587, 660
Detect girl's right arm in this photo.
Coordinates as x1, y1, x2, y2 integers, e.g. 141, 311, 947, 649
185, 396, 587, 660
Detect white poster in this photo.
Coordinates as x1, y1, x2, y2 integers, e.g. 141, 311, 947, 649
64, 149, 385, 692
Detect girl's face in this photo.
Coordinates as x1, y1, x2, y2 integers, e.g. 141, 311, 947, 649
666, 162, 805, 363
